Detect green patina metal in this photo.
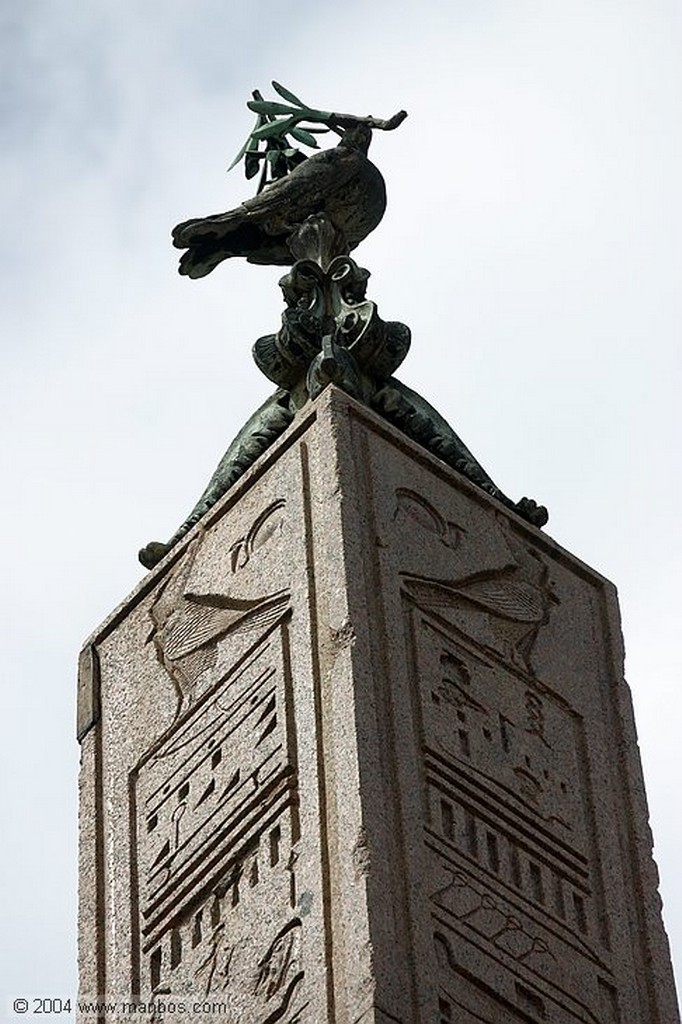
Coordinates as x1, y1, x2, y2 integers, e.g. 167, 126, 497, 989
139, 85, 547, 570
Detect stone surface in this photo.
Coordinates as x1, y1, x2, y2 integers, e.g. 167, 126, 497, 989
78, 386, 679, 1023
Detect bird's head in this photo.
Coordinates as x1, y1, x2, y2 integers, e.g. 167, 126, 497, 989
337, 122, 373, 155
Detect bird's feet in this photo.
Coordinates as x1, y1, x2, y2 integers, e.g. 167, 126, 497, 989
139, 541, 171, 570
515, 497, 549, 528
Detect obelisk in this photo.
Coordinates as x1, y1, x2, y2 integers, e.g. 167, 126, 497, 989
78, 85, 679, 1024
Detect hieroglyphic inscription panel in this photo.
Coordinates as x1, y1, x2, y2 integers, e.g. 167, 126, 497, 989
130, 616, 307, 1019
119, 478, 315, 1021
393, 491, 622, 1019
370, 452, 629, 1022
406, 605, 616, 1022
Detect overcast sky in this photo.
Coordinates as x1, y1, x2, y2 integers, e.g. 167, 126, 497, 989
1, 0, 680, 1016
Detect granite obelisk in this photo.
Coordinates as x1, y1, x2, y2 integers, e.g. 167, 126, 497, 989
78, 85, 679, 1023
79, 387, 679, 1022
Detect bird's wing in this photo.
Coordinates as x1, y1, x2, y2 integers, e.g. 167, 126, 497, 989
172, 145, 358, 248
240, 147, 348, 217
159, 592, 287, 660
403, 575, 544, 622
454, 579, 544, 621
172, 205, 251, 247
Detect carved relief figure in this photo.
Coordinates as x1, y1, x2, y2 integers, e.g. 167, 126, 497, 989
253, 919, 304, 1012
397, 493, 558, 674
403, 546, 557, 675
147, 505, 289, 712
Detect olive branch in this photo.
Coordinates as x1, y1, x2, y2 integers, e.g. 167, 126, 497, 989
228, 81, 407, 194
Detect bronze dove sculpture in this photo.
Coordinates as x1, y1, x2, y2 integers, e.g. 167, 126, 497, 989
173, 120, 395, 277
139, 85, 548, 570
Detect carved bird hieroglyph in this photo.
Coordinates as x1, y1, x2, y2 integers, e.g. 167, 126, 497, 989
147, 536, 288, 710
404, 544, 559, 674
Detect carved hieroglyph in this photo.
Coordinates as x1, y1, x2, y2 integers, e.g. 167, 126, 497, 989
78, 387, 679, 1024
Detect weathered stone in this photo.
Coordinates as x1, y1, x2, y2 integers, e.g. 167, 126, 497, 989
79, 386, 679, 1023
